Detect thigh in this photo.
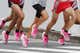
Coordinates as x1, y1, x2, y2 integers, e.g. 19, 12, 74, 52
65, 7, 75, 16
11, 4, 24, 17
75, 10, 80, 24
65, 7, 76, 23
63, 11, 70, 22
9, 9, 16, 19
41, 10, 48, 18
51, 11, 58, 22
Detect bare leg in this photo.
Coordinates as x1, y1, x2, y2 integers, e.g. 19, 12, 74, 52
63, 11, 70, 30
11, 4, 24, 32
7, 16, 17, 32
6, 9, 17, 33
62, 7, 76, 31
27, 17, 40, 38
45, 11, 58, 34
5, 10, 14, 22
0, 10, 14, 29
75, 9, 80, 24
36, 10, 48, 27
27, 10, 48, 38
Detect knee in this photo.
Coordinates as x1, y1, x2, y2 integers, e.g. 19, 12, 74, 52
43, 14, 48, 20
71, 13, 76, 20
20, 13, 24, 19
45, 14, 49, 19
12, 19, 17, 24
17, 11, 24, 20
8, 16, 13, 20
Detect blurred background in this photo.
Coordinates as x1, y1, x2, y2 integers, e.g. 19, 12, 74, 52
0, 0, 80, 36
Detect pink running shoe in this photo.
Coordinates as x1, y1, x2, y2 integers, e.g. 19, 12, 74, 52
2, 31, 9, 44
60, 29, 70, 41
58, 36, 64, 45
42, 32, 48, 46
0, 18, 5, 29
31, 24, 38, 38
21, 33, 29, 47
14, 31, 20, 41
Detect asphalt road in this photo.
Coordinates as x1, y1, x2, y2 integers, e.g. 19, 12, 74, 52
0, 30, 80, 53
0, 36, 80, 53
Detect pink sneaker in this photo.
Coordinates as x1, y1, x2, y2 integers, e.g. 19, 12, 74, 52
14, 31, 20, 41
60, 29, 70, 41
21, 33, 29, 47
58, 36, 64, 45
42, 32, 48, 46
0, 18, 5, 29
31, 24, 38, 38
2, 31, 9, 44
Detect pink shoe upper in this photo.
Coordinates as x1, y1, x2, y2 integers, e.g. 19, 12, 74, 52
42, 32, 48, 46
61, 29, 70, 41
14, 31, 20, 41
58, 36, 64, 45
21, 33, 29, 47
0, 18, 5, 29
2, 31, 9, 44
31, 24, 38, 38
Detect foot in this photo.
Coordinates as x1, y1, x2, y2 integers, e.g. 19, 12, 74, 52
21, 33, 29, 47
2, 31, 9, 44
31, 24, 38, 38
58, 36, 64, 45
42, 32, 48, 46
14, 31, 20, 41
60, 29, 70, 41
0, 18, 6, 29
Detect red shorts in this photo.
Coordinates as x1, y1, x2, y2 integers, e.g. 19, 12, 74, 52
9, 0, 21, 4
8, 0, 24, 8
52, 1, 71, 14
69, 1, 74, 6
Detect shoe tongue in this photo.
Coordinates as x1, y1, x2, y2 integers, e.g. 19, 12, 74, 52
44, 34, 48, 37
60, 36, 64, 39
3, 20, 6, 23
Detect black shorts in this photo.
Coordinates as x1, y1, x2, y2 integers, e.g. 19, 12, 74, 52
32, 4, 45, 18
8, 0, 24, 8
74, 7, 78, 10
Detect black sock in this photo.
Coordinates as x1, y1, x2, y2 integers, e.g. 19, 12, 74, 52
64, 29, 68, 32
3, 20, 6, 23
15, 29, 19, 32
6, 31, 10, 34
20, 30, 23, 33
